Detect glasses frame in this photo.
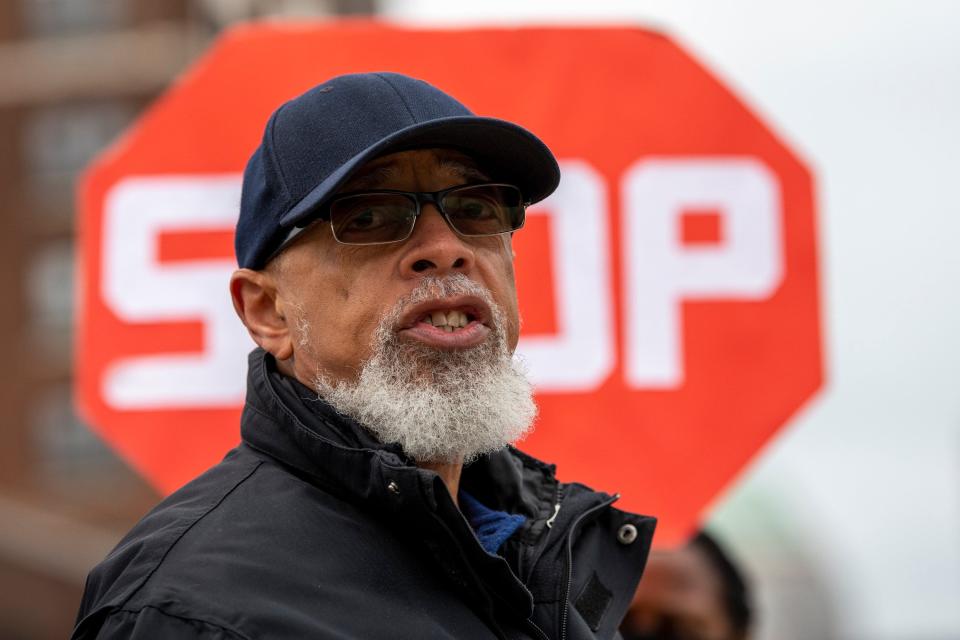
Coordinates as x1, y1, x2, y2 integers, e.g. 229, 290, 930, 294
321, 182, 528, 246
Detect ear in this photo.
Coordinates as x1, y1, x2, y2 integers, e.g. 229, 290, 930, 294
230, 268, 294, 360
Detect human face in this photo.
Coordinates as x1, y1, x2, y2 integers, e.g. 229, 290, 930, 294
271, 148, 521, 387
621, 546, 742, 640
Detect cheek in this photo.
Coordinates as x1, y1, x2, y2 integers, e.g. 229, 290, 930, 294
483, 240, 521, 348
314, 246, 382, 318
279, 240, 401, 380
297, 293, 384, 380
499, 272, 521, 348
321, 260, 398, 351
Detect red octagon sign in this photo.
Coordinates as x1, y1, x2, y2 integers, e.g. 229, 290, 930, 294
77, 22, 822, 546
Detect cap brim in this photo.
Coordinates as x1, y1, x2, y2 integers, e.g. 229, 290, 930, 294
278, 116, 560, 228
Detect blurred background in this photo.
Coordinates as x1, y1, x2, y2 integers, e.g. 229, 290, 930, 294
0, 1, 957, 638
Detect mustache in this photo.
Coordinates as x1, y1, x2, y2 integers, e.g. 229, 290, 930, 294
315, 273, 535, 465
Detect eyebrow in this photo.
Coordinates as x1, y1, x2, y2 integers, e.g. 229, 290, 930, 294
342, 154, 492, 193
437, 158, 490, 183
342, 164, 398, 191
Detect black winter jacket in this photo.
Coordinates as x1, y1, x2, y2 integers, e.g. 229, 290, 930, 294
73, 349, 655, 639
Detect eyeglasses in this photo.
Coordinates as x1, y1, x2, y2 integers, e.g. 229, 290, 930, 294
321, 182, 526, 245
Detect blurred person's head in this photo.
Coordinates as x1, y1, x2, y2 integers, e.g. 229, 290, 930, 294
620, 530, 752, 640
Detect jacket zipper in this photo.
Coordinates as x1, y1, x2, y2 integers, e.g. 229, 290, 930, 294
558, 494, 620, 640
545, 502, 561, 529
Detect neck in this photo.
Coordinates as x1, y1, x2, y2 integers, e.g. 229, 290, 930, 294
420, 460, 463, 506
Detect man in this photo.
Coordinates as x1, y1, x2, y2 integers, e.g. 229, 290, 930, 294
73, 72, 655, 639
620, 531, 752, 640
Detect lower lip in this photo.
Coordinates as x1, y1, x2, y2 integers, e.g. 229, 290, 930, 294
398, 321, 491, 349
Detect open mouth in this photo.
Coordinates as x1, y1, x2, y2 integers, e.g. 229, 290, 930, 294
416, 308, 479, 332
397, 296, 492, 348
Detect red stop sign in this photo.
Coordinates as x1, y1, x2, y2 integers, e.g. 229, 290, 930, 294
77, 22, 822, 546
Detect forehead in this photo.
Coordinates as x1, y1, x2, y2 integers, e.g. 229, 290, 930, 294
341, 148, 489, 192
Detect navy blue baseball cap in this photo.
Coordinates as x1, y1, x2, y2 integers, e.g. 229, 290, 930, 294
235, 72, 561, 269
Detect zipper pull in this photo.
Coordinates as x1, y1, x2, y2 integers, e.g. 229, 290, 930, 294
545, 502, 561, 529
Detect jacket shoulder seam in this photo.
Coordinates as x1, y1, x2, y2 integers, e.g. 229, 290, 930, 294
118, 460, 264, 609
109, 604, 252, 639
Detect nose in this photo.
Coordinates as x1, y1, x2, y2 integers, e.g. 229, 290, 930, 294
398, 204, 476, 277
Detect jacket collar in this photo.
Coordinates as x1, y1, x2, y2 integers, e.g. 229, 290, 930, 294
240, 347, 568, 519
238, 348, 576, 620
240, 348, 423, 515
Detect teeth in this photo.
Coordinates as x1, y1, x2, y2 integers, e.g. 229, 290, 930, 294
422, 310, 469, 329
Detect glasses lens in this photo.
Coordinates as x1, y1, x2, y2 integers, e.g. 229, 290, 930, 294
330, 194, 416, 244
442, 184, 524, 236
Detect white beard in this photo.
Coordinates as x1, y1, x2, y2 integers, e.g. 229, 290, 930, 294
313, 274, 537, 465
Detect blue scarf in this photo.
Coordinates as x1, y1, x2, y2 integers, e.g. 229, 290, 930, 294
458, 490, 526, 555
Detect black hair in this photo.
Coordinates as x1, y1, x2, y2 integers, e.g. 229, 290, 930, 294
691, 530, 753, 637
